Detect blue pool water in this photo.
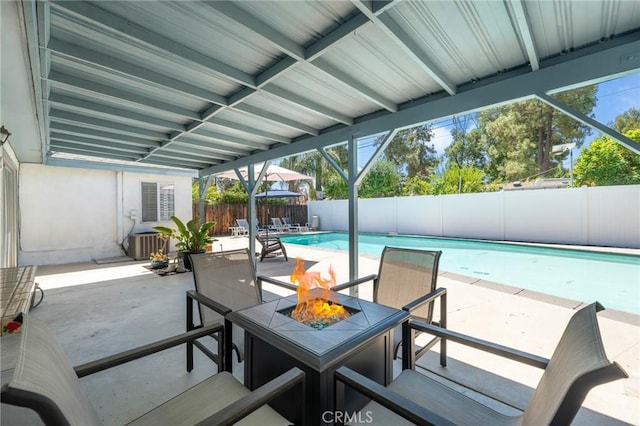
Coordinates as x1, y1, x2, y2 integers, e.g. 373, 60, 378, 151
280, 232, 640, 315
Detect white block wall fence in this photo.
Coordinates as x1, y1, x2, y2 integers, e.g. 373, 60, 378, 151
308, 185, 640, 249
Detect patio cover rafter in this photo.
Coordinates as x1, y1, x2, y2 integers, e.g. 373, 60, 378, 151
536, 93, 640, 155
200, 33, 640, 177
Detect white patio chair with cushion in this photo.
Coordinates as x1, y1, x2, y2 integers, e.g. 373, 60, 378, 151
1, 314, 304, 426
282, 217, 308, 232
335, 302, 627, 425
270, 217, 288, 232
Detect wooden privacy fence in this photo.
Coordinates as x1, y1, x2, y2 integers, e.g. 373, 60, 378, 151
193, 204, 309, 236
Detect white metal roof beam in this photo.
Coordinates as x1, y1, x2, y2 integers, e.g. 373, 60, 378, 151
352, 0, 457, 95
312, 58, 398, 112
209, 118, 291, 144
141, 158, 206, 169
50, 0, 256, 88
46, 39, 228, 106
44, 157, 198, 177
234, 104, 320, 136
172, 139, 244, 160
199, 33, 640, 176
191, 129, 268, 151
48, 71, 201, 120
47, 94, 186, 132
536, 93, 640, 154
49, 145, 142, 162
203, 5, 396, 113
50, 134, 151, 154
147, 152, 215, 164
50, 2, 306, 149
205, 2, 305, 61
50, 140, 148, 156
508, 0, 540, 71
261, 85, 354, 125
21, 1, 49, 163
49, 123, 162, 148
49, 109, 168, 140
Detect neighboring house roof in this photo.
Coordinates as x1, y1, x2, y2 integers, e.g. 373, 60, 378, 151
503, 179, 572, 191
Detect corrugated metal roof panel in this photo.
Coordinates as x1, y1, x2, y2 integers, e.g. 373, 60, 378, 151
527, 0, 640, 59
389, 1, 526, 85
9, 0, 638, 173
324, 23, 444, 103
234, 0, 357, 45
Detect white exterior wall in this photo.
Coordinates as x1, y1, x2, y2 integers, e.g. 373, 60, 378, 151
308, 185, 640, 249
19, 164, 192, 265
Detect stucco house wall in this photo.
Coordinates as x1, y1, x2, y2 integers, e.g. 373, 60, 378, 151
19, 164, 192, 265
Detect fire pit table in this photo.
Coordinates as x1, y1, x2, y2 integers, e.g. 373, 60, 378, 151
227, 289, 408, 425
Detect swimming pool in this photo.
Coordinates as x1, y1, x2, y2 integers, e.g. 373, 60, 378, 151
280, 232, 640, 315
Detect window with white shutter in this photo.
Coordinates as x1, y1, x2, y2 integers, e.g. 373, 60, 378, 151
141, 182, 174, 222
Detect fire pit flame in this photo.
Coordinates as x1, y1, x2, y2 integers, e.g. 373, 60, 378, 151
289, 258, 350, 328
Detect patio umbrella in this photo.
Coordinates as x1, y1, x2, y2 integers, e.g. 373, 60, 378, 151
254, 189, 302, 199
216, 164, 312, 183
217, 164, 312, 238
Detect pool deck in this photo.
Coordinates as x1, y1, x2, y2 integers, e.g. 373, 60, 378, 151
1, 235, 638, 425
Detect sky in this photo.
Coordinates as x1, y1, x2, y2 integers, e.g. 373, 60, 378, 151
356, 72, 640, 168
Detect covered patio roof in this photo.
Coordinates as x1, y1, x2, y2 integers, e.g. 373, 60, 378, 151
8, 0, 640, 176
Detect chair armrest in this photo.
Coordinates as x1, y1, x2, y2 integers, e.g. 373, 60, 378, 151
402, 287, 447, 314
335, 367, 454, 426
331, 274, 377, 292
187, 290, 232, 316
409, 321, 549, 369
199, 367, 305, 425
74, 323, 224, 378
257, 275, 298, 292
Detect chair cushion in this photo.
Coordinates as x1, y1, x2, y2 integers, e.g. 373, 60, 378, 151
351, 370, 521, 426
128, 372, 289, 425
5, 315, 103, 425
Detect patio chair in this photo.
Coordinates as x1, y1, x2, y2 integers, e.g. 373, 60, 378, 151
187, 249, 292, 372
256, 233, 288, 262
333, 246, 446, 364
187, 249, 261, 372
1, 314, 305, 426
282, 217, 308, 232
335, 302, 628, 425
237, 218, 272, 235
270, 217, 288, 232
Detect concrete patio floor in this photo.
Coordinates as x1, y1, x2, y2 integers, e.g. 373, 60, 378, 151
1, 236, 638, 425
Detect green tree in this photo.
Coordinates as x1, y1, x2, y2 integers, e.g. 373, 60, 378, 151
219, 182, 249, 204
359, 160, 402, 198
573, 130, 640, 186
480, 86, 596, 182
401, 176, 433, 196
192, 181, 221, 204
445, 127, 487, 169
433, 165, 487, 195
324, 160, 403, 199
613, 107, 640, 133
324, 174, 348, 199
377, 124, 439, 179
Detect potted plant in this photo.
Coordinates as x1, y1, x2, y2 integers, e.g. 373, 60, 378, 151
149, 234, 169, 269
153, 216, 216, 270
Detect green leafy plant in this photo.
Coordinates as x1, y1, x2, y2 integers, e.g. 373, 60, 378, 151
153, 216, 216, 252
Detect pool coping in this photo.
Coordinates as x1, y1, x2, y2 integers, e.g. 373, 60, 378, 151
439, 271, 640, 327
279, 234, 639, 325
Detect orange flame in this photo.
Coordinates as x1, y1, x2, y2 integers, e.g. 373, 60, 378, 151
290, 258, 349, 324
